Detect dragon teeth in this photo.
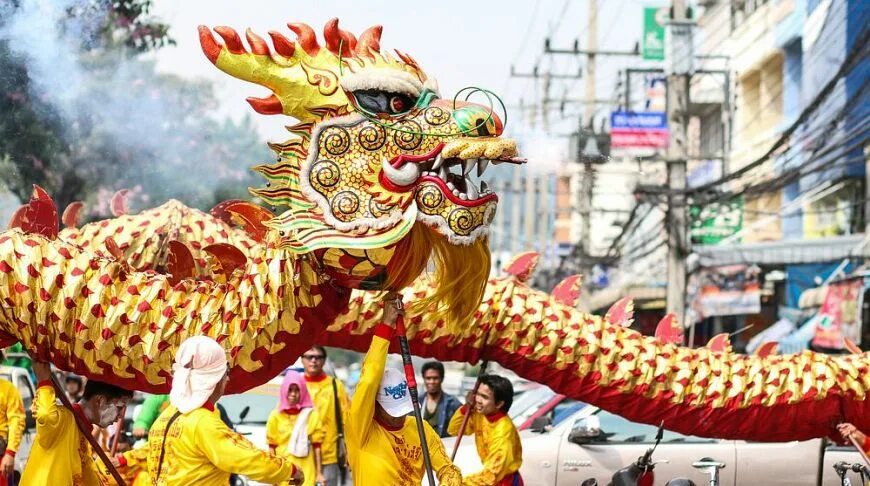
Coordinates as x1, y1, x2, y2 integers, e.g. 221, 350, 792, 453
466, 181, 479, 199
480, 181, 489, 193
477, 159, 489, 177
438, 166, 448, 180
462, 159, 477, 176
432, 153, 444, 171
452, 189, 461, 197
459, 193, 468, 200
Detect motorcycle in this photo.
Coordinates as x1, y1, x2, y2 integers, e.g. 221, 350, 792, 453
833, 461, 870, 486
580, 421, 726, 486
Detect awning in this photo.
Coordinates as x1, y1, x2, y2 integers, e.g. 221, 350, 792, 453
693, 234, 870, 268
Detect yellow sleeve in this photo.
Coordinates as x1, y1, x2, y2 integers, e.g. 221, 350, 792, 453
447, 405, 474, 437
33, 385, 63, 449
194, 410, 297, 484
265, 411, 280, 449
307, 408, 325, 446
337, 380, 350, 433
462, 422, 520, 486
426, 422, 462, 486
121, 446, 149, 470
347, 324, 393, 448
4, 384, 25, 452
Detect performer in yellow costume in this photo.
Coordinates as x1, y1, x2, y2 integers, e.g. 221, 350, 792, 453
449, 375, 523, 486
346, 293, 461, 486
22, 360, 132, 485
0, 377, 25, 481
267, 370, 325, 486
145, 336, 301, 485
301, 345, 349, 486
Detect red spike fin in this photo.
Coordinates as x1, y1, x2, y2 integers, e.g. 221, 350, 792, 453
552, 275, 582, 307
245, 28, 270, 55
503, 251, 540, 282
707, 333, 732, 353
356, 25, 382, 56
110, 189, 130, 217
246, 95, 284, 115
167, 240, 196, 285
845, 337, 862, 354
605, 297, 635, 327
323, 18, 354, 57
104, 236, 125, 262
210, 199, 247, 225
197, 25, 222, 64
654, 313, 683, 344
19, 185, 59, 240
755, 341, 779, 358
214, 26, 246, 54
61, 201, 84, 229
268, 30, 295, 57
204, 243, 247, 278
288, 22, 319, 56
7, 205, 27, 230
225, 201, 274, 242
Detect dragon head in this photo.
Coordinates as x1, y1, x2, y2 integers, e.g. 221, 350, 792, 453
199, 19, 521, 322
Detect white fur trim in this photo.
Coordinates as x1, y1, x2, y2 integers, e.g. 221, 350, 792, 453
340, 70, 423, 97
423, 77, 441, 97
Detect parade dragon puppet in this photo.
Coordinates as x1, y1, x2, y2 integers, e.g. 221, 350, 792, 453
1, 19, 868, 444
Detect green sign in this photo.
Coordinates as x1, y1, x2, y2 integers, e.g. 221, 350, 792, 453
643, 7, 666, 61
690, 197, 743, 245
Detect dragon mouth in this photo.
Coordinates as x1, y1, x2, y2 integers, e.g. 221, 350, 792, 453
389, 144, 525, 206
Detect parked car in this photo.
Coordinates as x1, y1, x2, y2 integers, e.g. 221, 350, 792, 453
446, 399, 865, 485
0, 365, 35, 478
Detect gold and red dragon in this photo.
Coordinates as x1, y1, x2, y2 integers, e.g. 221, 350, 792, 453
0, 18, 868, 443
0, 19, 515, 394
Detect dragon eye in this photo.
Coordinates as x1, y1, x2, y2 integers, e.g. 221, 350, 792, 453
351, 89, 416, 116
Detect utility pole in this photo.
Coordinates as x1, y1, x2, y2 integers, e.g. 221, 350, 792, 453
577, 0, 598, 309
665, 0, 692, 335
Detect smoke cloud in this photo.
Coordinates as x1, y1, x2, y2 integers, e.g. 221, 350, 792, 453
0, 0, 266, 214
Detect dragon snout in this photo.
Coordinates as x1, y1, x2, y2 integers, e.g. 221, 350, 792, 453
431, 99, 504, 137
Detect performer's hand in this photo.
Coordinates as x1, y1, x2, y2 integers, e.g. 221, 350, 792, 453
838, 422, 866, 444
316, 472, 326, 485
110, 456, 122, 468
31, 361, 52, 383
1, 453, 14, 475
289, 466, 304, 485
382, 291, 404, 327
465, 389, 476, 409
132, 427, 147, 439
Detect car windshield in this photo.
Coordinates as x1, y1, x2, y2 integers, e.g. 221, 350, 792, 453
219, 382, 281, 425
509, 386, 557, 425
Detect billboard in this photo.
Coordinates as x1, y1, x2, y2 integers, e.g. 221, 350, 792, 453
642, 7, 667, 60
691, 265, 761, 319
689, 197, 743, 245
610, 111, 669, 149
812, 279, 864, 349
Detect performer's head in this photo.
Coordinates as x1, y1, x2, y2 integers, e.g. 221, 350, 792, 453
476, 374, 514, 416
375, 368, 413, 428
80, 380, 133, 427
302, 346, 327, 377
170, 336, 229, 414
422, 361, 445, 396
280, 370, 313, 411
65, 373, 84, 399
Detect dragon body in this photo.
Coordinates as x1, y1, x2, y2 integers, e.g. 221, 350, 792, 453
0, 18, 867, 442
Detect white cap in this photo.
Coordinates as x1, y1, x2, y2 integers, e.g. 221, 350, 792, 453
376, 368, 414, 418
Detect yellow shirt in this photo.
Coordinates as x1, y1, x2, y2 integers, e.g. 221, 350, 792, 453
0, 378, 25, 454
146, 403, 296, 485
346, 324, 462, 486
20, 384, 105, 485
266, 408, 325, 486
304, 372, 349, 465
448, 405, 523, 485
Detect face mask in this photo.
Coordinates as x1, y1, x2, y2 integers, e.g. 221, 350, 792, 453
98, 402, 121, 427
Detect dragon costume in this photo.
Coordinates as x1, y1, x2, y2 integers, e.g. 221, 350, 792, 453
0, 19, 868, 443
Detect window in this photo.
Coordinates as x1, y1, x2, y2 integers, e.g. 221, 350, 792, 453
586, 410, 717, 444
16, 375, 33, 412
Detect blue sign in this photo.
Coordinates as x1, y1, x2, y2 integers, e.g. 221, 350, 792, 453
610, 111, 669, 149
